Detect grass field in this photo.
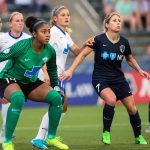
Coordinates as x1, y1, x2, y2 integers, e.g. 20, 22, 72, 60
0, 104, 150, 150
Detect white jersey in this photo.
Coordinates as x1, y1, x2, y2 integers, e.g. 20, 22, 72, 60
38, 25, 74, 80
0, 32, 4, 36
0, 32, 30, 72
50, 25, 74, 76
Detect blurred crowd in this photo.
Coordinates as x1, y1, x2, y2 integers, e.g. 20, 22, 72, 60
0, 0, 51, 15
89, 0, 150, 32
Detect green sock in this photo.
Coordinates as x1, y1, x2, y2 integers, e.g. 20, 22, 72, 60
44, 90, 62, 137
5, 91, 25, 142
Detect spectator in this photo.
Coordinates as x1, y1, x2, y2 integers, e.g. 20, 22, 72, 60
0, 0, 8, 15
102, 0, 116, 15
115, 0, 136, 32
34, 0, 51, 13
14, 0, 34, 13
134, 0, 150, 31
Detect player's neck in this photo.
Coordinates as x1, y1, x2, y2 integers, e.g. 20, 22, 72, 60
56, 24, 66, 32
32, 39, 44, 54
106, 31, 120, 44
10, 30, 22, 38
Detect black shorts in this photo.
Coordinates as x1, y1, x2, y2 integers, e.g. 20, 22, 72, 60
0, 78, 44, 100
92, 80, 132, 100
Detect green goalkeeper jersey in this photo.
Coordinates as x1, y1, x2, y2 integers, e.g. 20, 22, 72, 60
0, 38, 58, 85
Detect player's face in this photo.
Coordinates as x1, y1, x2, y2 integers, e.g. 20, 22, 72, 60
107, 15, 121, 33
35, 24, 50, 45
9, 14, 24, 33
55, 8, 70, 28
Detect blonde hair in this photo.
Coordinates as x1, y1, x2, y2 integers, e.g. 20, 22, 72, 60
50, 5, 67, 27
9, 11, 23, 22
103, 12, 120, 32
65, 27, 72, 35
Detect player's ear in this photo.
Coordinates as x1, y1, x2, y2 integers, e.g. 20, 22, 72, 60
53, 16, 57, 22
105, 22, 109, 29
32, 31, 37, 38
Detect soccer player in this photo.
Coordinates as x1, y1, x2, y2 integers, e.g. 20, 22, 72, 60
0, 12, 30, 143
0, 16, 68, 150
31, 5, 94, 149
60, 12, 150, 145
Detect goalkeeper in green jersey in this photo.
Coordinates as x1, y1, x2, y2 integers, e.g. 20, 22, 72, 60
0, 16, 69, 150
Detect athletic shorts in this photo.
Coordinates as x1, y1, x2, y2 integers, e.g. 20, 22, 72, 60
58, 80, 65, 93
92, 80, 132, 100
0, 78, 44, 100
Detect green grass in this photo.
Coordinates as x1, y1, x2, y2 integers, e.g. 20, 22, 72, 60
0, 104, 150, 150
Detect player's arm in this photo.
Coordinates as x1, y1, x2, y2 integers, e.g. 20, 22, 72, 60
0, 41, 24, 62
70, 36, 94, 55
125, 54, 150, 79
59, 46, 93, 81
46, 47, 58, 87
42, 64, 51, 84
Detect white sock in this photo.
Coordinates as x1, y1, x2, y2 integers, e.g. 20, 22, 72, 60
1, 103, 10, 130
35, 112, 66, 140
35, 112, 49, 140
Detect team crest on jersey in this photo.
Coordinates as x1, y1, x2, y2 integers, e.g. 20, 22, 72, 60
119, 45, 125, 53
42, 57, 48, 63
2, 48, 10, 54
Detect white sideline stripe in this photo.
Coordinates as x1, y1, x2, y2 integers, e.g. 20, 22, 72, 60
80, 0, 99, 20
17, 122, 147, 130
74, 3, 99, 34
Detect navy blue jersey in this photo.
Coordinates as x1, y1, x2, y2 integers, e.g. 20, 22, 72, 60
91, 33, 131, 83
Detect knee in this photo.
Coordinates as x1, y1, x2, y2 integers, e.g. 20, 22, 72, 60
10, 91, 25, 109
127, 105, 137, 115
44, 90, 62, 106
106, 99, 116, 106
101, 93, 116, 106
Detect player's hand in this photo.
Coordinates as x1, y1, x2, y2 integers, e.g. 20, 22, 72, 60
44, 72, 50, 84
0, 97, 9, 104
59, 70, 73, 81
139, 70, 150, 80
84, 36, 95, 47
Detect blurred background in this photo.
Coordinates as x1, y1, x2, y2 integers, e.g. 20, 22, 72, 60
0, 0, 150, 106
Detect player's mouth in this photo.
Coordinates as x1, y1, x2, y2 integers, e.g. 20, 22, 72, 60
45, 39, 50, 43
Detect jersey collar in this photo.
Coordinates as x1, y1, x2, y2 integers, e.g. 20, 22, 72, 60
8, 31, 23, 39
105, 32, 120, 44
54, 25, 66, 35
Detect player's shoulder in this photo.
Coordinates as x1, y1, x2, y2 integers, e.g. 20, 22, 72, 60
119, 35, 129, 43
50, 26, 59, 34
0, 32, 5, 40
0, 32, 9, 38
46, 43, 55, 53
120, 35, 128, 41
12, 37, 32, 49
0, 32, 4, 36
95, 33, 106, 39
22, 32, 31, 38
94, 33, 106, 43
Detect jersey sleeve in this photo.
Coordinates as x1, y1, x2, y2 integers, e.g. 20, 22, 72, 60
88, 36, 99, 51
46, 46, 58, 86
0, 40, 25, 62
124, 39, 132, 56
67, 33, 74, 48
